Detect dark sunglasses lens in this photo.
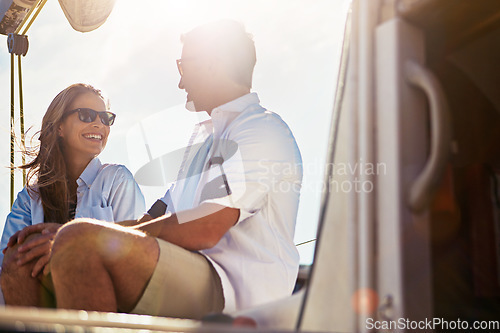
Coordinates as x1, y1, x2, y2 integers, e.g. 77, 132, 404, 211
99, 112, 116, 126
77, 108, 97, 123
74, 109, 115, 126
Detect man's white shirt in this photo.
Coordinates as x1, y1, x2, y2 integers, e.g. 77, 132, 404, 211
161, 93, 303, 312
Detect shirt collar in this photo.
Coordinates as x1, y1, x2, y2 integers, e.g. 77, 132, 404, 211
77, 157, 102, 188
212, 92, 260, 115
209, 93, 261, 134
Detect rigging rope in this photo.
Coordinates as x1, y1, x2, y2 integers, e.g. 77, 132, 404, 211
18, 55, 26, 185
7, 0, 47, 207
10, 53, 14, 207
8, 35, 28, 207
295, 239, 316, 247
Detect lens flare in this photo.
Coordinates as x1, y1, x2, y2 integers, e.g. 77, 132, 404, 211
351, 288, 379, 315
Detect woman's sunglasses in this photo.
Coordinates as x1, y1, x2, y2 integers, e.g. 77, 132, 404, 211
65, 108, 116, 126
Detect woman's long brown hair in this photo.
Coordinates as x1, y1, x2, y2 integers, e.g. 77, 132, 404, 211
21, 83, 106, 224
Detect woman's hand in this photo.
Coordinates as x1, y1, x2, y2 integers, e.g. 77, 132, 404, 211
7, 223, 61, 277
3, 230, 20, 254
6, 223, 60, 249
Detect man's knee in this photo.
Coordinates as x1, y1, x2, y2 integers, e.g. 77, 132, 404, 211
52, 219, 106, 253
51, 220, 137, 272
52, 221, 91, 248
51, 221, 102, 272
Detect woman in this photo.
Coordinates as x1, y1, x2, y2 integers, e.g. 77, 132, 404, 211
0, 83, 145, 306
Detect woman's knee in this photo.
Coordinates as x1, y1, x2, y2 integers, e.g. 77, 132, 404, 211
1, 233, 39, 275
0, 235, 39, 294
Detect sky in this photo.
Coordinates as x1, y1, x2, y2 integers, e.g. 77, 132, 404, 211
0, 0, 350, 264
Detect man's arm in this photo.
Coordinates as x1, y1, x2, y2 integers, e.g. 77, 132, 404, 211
131, 203, 239, 251
117, 198, 171, 227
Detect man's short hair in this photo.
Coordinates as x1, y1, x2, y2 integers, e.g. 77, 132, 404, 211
181, 20, 256, 88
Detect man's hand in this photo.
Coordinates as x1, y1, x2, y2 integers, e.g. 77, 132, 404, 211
6, 223, 60, 278
137, 214, 154, 223
116, 214, 153, 227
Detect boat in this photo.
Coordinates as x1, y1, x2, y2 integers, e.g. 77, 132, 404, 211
0, 0, 499, 331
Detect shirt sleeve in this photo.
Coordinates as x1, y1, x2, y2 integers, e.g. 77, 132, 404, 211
108, 166, 146, 222
200, 115, 303, 223
0, 187, 33, 265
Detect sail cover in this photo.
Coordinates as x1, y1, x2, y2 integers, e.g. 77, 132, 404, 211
58, 0, 116, 32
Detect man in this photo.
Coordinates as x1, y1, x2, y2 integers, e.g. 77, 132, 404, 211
50, 20, 303, 319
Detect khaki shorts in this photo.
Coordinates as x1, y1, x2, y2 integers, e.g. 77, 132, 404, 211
131, 238, 224, 319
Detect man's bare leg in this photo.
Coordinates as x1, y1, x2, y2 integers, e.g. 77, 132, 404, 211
1, 234, 55, 307
50, 220, 159, 312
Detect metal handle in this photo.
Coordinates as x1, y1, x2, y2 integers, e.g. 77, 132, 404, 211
405, 60, 451, 213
